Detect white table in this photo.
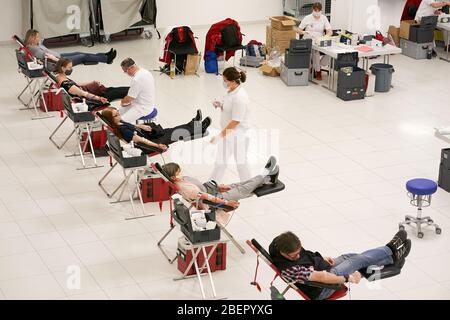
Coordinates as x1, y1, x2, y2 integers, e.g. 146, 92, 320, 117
311, 43, 402, 92
437, 21, 450, 62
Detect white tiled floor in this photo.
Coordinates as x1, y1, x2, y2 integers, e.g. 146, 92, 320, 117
1, 22, 450, 300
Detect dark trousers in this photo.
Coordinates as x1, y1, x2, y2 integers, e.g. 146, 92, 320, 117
151, 120, 203, 145
61, 52, 108, 66
103, 87, 129, 102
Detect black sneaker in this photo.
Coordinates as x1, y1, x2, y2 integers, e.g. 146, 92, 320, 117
194, 109, 202, 122
394, 239, 411, 268
202, 117, 211, 133
264, 156, 277, 173
270, 166, 279, 184
386, 230, 407, 253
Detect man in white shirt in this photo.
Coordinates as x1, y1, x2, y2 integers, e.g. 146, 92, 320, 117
415, 0, 450, 21
120, 58, 157, 123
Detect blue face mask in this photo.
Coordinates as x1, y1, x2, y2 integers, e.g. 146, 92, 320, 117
223, 82, 229, 89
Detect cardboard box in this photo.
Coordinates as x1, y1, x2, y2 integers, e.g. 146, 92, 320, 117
260, 61, 281, 77
266, 25, 296, 53
388, 25, 400, 47
270, 16, 298, 30
399, 20, 418, 40
184, 54, 199, 75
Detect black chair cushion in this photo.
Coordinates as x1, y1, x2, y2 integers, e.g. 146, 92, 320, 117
360, 265, 401, 281
254, 181, 285, 197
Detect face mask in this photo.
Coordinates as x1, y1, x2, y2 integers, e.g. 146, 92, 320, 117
65, 69, 73, 76
223, 82, 229, 89
313, 11, 322, 17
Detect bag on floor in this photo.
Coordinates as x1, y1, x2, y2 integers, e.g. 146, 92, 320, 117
204, 51, 218, 74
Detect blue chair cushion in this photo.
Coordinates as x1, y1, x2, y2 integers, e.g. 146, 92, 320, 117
406, 179, 438, 196
138, 108, 158, 121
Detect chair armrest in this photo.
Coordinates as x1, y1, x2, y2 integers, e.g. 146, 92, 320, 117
135, 142, 164, 155
303, 281, 343, 291
202, 199, 235, 212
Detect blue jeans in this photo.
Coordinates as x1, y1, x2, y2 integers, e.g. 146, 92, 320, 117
61, 52, 108, 66
316, 246, 394, 300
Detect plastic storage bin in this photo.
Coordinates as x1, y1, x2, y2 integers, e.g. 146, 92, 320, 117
280, 63, 309, 86
400, 39, 433, 60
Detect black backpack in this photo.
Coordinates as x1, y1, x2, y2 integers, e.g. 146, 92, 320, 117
221, 24, 240, 47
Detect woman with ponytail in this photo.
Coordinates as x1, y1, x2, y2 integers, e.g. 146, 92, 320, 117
210, 67, 252, 183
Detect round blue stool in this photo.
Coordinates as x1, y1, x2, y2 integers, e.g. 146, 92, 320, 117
399, 179, 442, 239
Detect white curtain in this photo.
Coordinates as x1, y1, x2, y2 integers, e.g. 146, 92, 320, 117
32, 0, 91, 38
100, 0, 143, 35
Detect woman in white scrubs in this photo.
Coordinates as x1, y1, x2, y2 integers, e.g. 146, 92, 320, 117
210, 67, 251, 183
296, 2, 332, 81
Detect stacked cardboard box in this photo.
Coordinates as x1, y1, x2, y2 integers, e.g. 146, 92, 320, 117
266, 16, 297, 54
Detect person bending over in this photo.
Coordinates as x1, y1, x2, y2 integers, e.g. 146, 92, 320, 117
101, 107, 211, 152
120, 58, 157, 123
25, 29, 117, 68
162, 157, 280, 224
55, 58, 129, 107
270, 231, 412, 300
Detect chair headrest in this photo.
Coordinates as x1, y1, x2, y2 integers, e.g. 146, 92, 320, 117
152, 163, 173, 183
251, 239, 275, 264
13, 35, 25, 47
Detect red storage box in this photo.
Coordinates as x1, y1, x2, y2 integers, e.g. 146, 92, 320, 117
40, 89, 64, 112
81, 127, 107, 152
177, 238, 227, 276
140, 177, 175, 203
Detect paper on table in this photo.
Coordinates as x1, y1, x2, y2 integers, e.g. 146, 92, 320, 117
355, 45, 374, 53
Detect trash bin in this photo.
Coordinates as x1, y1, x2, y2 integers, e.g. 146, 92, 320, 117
370, 64, 395, 92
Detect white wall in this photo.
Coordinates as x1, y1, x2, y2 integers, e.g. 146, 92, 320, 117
331, 0, 406, 34
156, 0, 283, 28
379, 0, 406, 30
0, 0, 24, 42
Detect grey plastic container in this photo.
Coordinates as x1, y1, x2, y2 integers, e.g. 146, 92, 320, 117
240, 56, 265, 68
370, 63, 395, 93
400, 38, 433, 60
280, 63, 309, 86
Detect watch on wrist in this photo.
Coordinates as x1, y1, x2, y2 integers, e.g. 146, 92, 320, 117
344, 275, 349, 283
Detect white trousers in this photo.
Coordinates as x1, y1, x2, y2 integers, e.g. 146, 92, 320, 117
210, 133, 252, 183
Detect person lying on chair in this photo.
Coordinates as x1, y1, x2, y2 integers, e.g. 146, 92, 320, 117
24, 29, 117, 67
162, 157, 280, 224
101, 107, 211, 152
55, 58, 130, 107
270, 231, 412, 300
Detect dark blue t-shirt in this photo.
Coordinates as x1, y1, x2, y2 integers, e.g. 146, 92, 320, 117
119, 121, 140, 143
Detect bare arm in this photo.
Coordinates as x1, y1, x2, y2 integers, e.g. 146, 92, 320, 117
220, 120, 240, 138
121, 96, 135, 106
309, 271, 346, 284
431, 2, 449, 8
131, 134, 167, 151
198, 193, 239, 208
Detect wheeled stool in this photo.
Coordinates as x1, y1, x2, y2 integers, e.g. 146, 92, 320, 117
399, 179, 442, 239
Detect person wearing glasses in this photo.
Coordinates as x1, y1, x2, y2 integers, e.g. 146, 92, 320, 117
120, 58, 157, 123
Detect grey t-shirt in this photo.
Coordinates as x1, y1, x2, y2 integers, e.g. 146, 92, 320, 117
28, 45, 61, 61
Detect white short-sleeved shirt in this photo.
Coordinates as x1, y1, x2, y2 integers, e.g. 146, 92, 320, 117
121, 68, 156, 122
221, 86, 250, 134
299, 13, 332, 40
415, 0, 437, 21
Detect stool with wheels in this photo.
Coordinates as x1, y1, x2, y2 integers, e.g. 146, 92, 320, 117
399, 178, 442, 238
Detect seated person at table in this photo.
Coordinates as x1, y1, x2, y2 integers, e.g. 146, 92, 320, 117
55, 58, 129, 106
295, 2, 332, 81
162, 157, 280, 224
270, 231, 412, 300
101, 107, 211, 151
25, 29, 117, 67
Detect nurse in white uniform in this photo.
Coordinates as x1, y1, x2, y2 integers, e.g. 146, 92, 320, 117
296, 2, 332, 81
210, 67, 252, 183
